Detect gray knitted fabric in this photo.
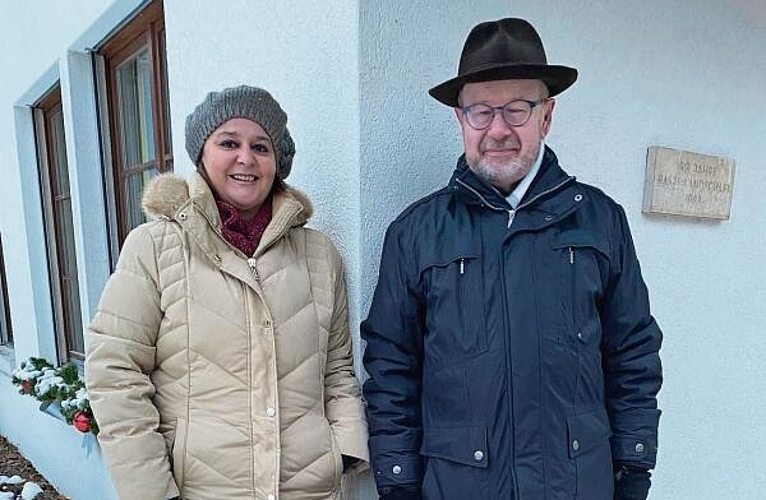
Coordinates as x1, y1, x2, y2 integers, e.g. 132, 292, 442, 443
185, 85, 295, 180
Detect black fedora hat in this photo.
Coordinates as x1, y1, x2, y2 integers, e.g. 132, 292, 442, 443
429, 18, 577, 107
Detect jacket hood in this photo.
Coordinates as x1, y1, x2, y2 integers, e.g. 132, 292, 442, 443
142, 172, 314, 223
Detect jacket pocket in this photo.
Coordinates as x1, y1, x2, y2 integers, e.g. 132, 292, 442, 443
551, 229, 609, 353
420, 253, 487, 361
420, 426, 489, 500
171, 417, 188, 490
567, 409, 613, 499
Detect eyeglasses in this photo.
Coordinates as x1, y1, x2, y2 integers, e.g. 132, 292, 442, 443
460, 99, 547, 130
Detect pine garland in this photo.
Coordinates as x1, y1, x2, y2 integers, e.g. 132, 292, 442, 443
11, 357, 98, 435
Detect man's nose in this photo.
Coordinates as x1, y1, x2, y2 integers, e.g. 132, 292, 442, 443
486, 111, 515, 137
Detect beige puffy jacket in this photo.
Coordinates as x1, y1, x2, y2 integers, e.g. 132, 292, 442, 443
86, 173, 369, 500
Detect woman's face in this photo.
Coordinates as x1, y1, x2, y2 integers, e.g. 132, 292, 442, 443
200, 118, 277, 220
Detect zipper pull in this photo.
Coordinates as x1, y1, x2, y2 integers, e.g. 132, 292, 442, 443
507, 209, 516, 228
459, 258, 465, 275
247, 258, 260, 280
569, 247, 574, 264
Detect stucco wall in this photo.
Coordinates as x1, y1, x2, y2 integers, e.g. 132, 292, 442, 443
359, 1, 766, 499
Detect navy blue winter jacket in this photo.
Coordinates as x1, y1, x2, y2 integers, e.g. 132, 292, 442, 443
362, 147, 662, 500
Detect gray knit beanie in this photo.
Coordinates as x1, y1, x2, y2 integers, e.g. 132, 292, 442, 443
185, 85, 295, 180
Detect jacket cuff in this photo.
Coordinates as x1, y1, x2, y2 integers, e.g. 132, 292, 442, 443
371, 454, 422, 490
609, 408, 661, 468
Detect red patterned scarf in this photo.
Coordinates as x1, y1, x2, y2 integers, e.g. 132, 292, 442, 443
216, 197, 273, 257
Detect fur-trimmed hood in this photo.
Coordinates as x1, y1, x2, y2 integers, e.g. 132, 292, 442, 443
141, 172, 314, 225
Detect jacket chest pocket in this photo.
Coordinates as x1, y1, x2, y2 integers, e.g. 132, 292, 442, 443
420, 253, 488, 362
550, 229, 610, 355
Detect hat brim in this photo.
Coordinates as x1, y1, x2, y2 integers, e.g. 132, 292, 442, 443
428, 64, 578, 107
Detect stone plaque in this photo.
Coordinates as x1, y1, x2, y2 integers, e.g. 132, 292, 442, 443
643, 146, 735, 220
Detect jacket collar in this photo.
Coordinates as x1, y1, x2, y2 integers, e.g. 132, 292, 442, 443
449, 145, 574, 211
142, 172, 314, 257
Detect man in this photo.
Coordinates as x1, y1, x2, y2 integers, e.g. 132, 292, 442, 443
362, 17, 662, 500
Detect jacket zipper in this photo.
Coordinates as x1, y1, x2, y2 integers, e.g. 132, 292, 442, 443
246, 256, 281, 496
456, 173, 574, 498
455, 176, 574, 227
569, 246, 582, 410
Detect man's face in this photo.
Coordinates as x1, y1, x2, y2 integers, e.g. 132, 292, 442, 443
455, 79, 555, 195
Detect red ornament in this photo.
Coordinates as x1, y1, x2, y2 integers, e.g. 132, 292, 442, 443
20, 380, 33, 394
73, 412, 92, 433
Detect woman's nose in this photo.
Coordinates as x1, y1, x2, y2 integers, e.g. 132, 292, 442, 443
236, 147, 255, 165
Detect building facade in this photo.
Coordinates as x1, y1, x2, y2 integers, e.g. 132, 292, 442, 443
0, 1, 765, 499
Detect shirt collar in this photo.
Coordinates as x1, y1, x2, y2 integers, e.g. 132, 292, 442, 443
506, 142, 545, 209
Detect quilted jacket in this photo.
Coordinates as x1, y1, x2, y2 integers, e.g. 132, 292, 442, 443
86, 173, 369, 500
362, 148, 662, 500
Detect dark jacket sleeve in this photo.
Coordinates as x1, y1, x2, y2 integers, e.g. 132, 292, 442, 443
600, 205, 663, 470
362, 222, 425, 494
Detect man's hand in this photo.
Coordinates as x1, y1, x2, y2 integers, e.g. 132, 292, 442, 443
380, 485, 421, 500
614, 464, 651, 500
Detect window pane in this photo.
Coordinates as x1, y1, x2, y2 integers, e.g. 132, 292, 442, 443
63, 275, 84, 356
55, 199, 77, 278
0, 235, 11, 345
160, 30, 172, 157
116, 49, 156, 168
50, 111, 70, 196
125, 168, 159, 230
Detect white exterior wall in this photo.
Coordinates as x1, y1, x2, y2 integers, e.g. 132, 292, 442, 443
0, 1, 763, 499
162, 0, 363, 363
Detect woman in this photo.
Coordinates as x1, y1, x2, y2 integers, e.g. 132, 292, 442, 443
86, 85, 369, 500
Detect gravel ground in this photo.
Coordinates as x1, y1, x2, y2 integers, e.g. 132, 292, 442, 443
0, 434, 70, 500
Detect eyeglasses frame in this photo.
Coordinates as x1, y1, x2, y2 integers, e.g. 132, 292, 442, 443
460, 99, 549, 130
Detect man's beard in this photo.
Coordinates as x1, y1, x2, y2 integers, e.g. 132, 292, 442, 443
466, 138, 541, 195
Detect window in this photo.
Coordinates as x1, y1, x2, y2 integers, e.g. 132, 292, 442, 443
100, 0, 171, 244
0, 234, 12, 347
36, 86, 84, 362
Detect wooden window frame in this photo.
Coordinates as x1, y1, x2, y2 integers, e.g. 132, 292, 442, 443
99, 0, 171, 244
0, 234, 12, 347
36, 86, 84, 362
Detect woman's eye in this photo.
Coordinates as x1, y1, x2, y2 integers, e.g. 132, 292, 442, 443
253, 144, 270, 153
220, 139, 238, 149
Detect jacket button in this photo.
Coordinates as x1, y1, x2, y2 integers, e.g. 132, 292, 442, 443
266, 407, 276, 417
572, 439, 580, 451
178, 212, 187, 220
635, 442, 645, 454
576, 331, 583, 341
392, 465, 402, 474
574, 194, 583, 202
473, 450, 484, 461
544, 214, 553, 221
